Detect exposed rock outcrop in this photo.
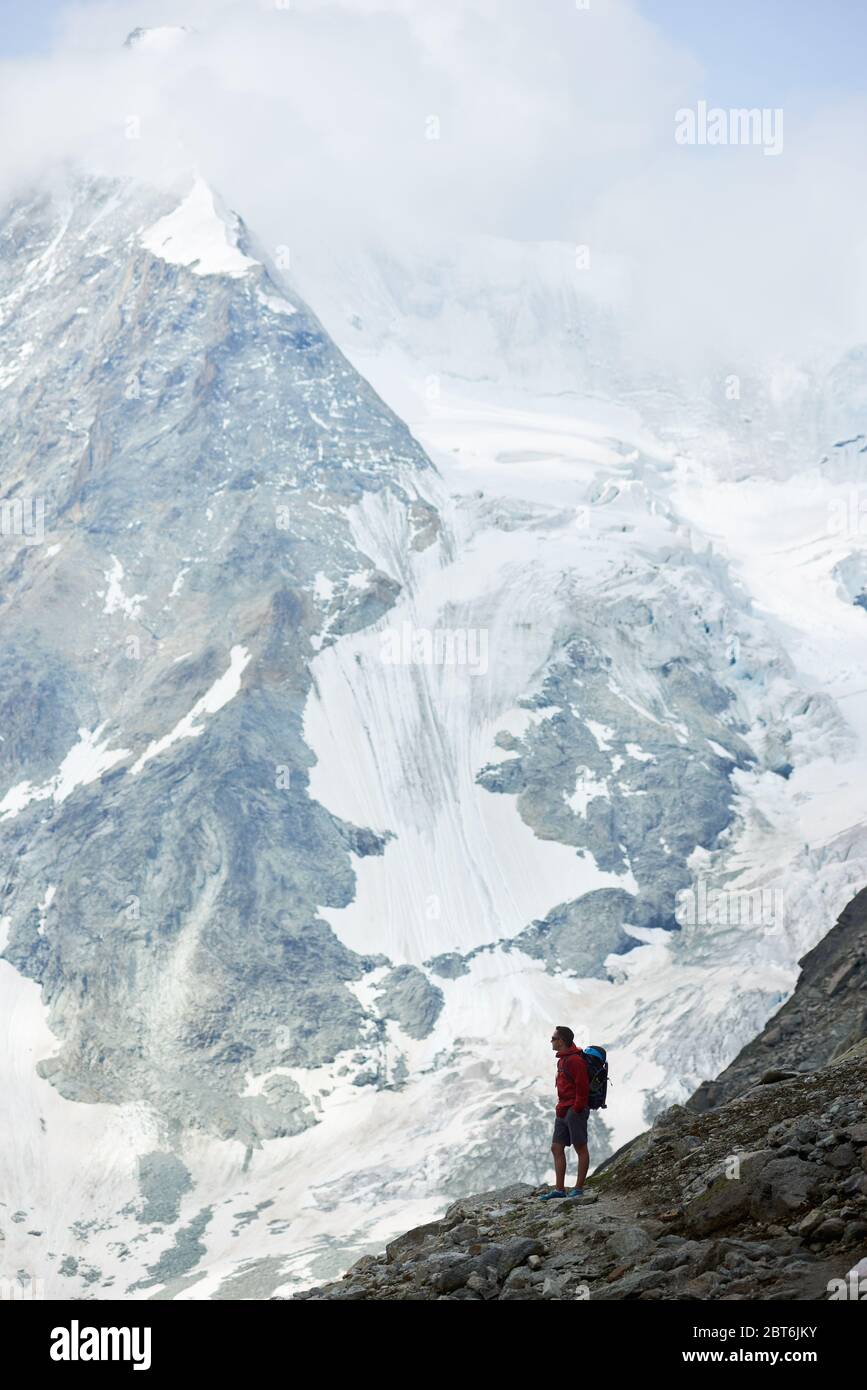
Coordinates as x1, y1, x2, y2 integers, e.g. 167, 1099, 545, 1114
689, 886, 867, 1112
292, 884, 867, 1301
292, 1040, 867, 1300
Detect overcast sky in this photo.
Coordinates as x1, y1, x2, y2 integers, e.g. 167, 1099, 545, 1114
6, 0, 867, 107
1, 0, 865, 370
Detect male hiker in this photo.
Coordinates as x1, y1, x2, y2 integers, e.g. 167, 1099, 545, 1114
539, 1025, 590, 1200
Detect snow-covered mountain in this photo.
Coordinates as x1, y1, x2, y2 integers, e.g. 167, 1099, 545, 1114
2, 153, 867, 1301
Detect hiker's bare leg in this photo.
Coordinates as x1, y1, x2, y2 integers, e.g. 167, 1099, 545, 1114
551, 1141, 567, 1190
574, 1143, 589, 1190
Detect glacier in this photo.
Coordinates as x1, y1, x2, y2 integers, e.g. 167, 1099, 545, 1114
1, 164, 867, 1302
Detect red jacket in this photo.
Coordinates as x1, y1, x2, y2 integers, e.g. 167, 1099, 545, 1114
555, 1045, 590, 1116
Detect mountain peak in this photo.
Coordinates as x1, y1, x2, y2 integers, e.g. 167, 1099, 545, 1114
123, 25, 192, 52
139, 175, 259, 279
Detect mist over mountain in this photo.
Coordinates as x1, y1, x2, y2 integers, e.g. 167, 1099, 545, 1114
1, 8, 866, 1302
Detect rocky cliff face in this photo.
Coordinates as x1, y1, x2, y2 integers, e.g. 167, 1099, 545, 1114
0, 171, 438, 1145
689, 887, 867, 1112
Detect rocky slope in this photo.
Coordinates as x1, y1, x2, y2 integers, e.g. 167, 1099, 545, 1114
294, 1044, 867, 1302
294, 889, 867, 1300
689, 886, 867, 1112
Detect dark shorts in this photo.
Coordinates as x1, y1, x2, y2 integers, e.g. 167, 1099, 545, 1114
552, 1107, 589, 1148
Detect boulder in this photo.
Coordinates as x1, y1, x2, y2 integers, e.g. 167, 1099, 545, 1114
684, 1151, 771, 1234
442, 1184, 535, 1222
826, 1142, 857, 1169
446, 1221, 480, 1244
481, 1237, 545, 1280
427, 1254, 478, 1294
466, 1271, 499, 1298
650, 1249, 687, 1271
796, 1210, 826, 1237
385, 1219, 444, 1264
606, 1224, 656, 1262
751, 1157, 829, 1221
811, 1217, 845, 1243
503, 1266, 544, 1290
592, 1269, 667, 1301
684, 1151, 828, 1235
425, 1236, 544, 1295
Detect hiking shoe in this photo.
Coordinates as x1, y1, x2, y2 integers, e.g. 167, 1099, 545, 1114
569, 1188, 585, 1199
538, 1189, 569, 1201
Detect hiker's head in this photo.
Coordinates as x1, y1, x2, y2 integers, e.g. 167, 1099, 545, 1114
551, 1026, 574, 1052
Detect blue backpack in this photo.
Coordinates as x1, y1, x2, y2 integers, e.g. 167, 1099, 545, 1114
583, 1046, 609, 1110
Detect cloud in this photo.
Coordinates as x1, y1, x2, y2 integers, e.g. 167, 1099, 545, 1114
1, 0, 866, 374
